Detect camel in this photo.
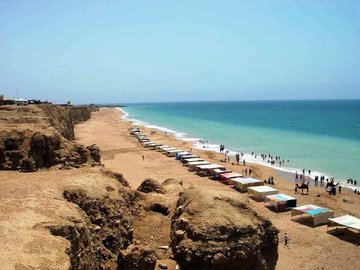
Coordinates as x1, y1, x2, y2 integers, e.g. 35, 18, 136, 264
296, 182, 309, 195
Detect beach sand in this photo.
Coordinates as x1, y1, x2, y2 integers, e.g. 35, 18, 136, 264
74, 107, 360, 270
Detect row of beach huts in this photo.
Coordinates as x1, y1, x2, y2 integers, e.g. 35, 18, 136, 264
130, 127, 360, 242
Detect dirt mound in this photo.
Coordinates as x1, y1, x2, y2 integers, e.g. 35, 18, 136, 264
162, 178, 184, 195
170, 187, 279, 270
0, 104, 100, 171
137, 178, 166, 194
100, 168, 130, 187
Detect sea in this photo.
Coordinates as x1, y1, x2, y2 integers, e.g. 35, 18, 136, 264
118, 100, 360, 189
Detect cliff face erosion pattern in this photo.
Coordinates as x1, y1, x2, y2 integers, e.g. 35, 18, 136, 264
0, 106, 279, 270
171, 187, 279, 270
0, 105, 100, 171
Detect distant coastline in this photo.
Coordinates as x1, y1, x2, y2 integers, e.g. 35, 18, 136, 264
117, 100, 360, 190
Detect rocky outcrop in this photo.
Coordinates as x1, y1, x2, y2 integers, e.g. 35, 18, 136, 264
39, 105, 97, 140
46, 175, 142, 270
0, 104, 100, 171
69, 105, 98, 124
87, 144, 101, 164
137, 178, 166, 194
48, 224, 114, 270
170, 187, 279, 270
100, 168, 130, 187
63, 190, 134, 254
117, 244, 157, 270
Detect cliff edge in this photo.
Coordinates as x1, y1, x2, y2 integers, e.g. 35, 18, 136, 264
0, 104, 100, 171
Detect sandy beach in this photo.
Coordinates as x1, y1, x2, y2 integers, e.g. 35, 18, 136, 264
74, 107, 360, 270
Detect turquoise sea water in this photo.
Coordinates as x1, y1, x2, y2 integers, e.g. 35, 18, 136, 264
120, 100, 360, 185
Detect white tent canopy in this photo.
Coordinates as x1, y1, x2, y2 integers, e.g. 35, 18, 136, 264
248, 186, 278, 201
291, 204, 334, 226
230, 177, 263, 192
196, 164, 224, 170
328, 215, 360, 231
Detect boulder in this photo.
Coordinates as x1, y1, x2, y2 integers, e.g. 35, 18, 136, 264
137, 178, 166, 194
170, 187, 279, 270
87, 144, 101, 163
100, 168, 130, 187
20, 157, 37, 172
4, 134, 24, 150
29, 132, 46, 168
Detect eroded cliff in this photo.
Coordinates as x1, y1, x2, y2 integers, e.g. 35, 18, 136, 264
0, 104, 100, 171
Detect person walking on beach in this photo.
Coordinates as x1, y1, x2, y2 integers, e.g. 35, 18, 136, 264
235, 154, 240, 165
284, 233, 289, 247
243, 160, 246, 166
142, 155, 145, 161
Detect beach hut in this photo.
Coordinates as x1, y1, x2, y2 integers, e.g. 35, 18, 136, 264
179, 154, 199, 161
210, 168, 232, 179
187, 161, 211, 171
182, 157, 205, 164
265, 194, 297, 211
248, 186, 279, 201
195, 164, 226, 176
156, 145, 169, 150
219, 172, 243, 183
291, 204, 334, 226
156, 146, 174, 152
175, 152, 191, 160
327, 215, 360, 242
143, 142, 159, 148
159, 147, 177, 153
130, 128, 140, 135
229, 177, 263, 192
166, 149, 183, 157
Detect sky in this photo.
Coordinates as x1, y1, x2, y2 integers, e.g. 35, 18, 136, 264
1, 0, 360, 104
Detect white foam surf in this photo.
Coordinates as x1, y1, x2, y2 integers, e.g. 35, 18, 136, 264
117, 107, 357, 190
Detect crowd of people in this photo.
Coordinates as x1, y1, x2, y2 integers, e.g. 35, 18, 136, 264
216, 144, 359, 197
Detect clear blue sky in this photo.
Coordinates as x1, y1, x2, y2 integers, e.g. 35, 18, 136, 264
1, 0, 360, 104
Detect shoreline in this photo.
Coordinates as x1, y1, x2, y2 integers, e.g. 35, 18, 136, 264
73, 107, 360, 270
117, 107, 358, 191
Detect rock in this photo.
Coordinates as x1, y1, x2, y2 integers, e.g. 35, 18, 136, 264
20, 157, 37, 172
0, 147, 4, 168
162, 178, 183, 186
63, 189, 133, 254
148, 202, 170, 216
137, 178, 166, 194
4, 134, 24, 150
100, 168, 130, 187
170, 187, 279, 270
5, 150, 25, 170
87, 144, 101, 163
117, 244, 157, 270
0, 105, 100, 171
